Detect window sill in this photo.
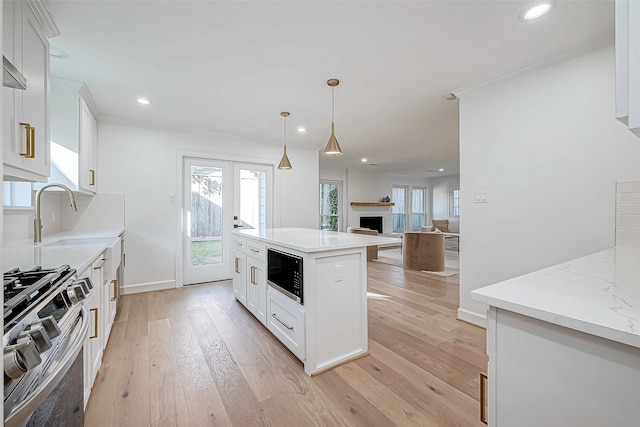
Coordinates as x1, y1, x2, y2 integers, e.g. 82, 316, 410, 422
3, 206, 34, 211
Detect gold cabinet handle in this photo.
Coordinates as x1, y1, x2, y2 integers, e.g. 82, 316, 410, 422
19, 122, 32, 157
271, 313, 294, 331
29, 126, 35, 158
90, 169, 96, 186
251, 265, 258, 284
250, 248, 260, 253
234, 258, 240, 274
90, 308, 99, 339
111, 279, 117, 301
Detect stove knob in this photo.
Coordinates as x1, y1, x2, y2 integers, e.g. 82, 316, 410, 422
18, 323, 53, 353
3, 336, 42, 379
66, 285, 86, 304
32, 316, 61, 339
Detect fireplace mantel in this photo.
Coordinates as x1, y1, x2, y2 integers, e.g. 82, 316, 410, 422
350, 202, 395, 207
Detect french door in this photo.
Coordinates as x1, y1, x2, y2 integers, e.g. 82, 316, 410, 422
182, 158, 272, 285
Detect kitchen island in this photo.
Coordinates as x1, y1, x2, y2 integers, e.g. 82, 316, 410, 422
471, 246, 640, 426
233, 227, 398, 375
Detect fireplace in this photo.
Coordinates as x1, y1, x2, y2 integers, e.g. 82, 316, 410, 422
360, 216, 383, 234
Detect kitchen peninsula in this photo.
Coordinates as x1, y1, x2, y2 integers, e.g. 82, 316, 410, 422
233, 227, 398, 375
472, 246, 640, 426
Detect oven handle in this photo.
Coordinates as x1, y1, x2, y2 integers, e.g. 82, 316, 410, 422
4, 306, 90, 427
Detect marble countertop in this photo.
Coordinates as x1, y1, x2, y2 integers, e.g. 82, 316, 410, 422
471, 246, 640, 349
236, 227, 399, 253
3, 228, 124, 275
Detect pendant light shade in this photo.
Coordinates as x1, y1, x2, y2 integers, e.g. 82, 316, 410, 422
323, 78, 343, 156
278, 112, 292, 170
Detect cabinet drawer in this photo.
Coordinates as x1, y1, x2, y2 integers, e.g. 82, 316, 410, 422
233, 237, 246, 254
267, 287, 305, 360
246, 241, 266, 262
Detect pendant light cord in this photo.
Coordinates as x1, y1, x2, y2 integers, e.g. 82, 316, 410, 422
331, 87, 335, 123
283, 114, 287, 146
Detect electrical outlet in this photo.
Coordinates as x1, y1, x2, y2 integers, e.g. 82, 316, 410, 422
169, 195, 176, 204
475, 191, 488, 203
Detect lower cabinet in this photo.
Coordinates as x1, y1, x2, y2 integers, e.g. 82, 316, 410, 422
234, 237, 305, 360
266, 287, 305, 360
82, 255, 104, 407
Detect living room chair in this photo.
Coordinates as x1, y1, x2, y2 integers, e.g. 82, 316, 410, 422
347, 227, 379, 260
402, 231, 445, 271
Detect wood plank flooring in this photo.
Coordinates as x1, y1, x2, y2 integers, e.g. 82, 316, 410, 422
85, 257, 488, 426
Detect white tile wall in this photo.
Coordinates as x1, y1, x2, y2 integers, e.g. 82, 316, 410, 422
62, 193, 125, 234
616, 180, 640, 248
3, 193, 125, 245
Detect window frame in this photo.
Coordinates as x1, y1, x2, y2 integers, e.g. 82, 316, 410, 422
449, 185, 460, 218
410, 186, 427, 231
319, 180, 342, 232
392, 185, 408, 233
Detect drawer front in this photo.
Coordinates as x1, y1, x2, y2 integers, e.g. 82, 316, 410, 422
233, 237, 246, 254
246, 241, 266, 262
267, 288, 305, 360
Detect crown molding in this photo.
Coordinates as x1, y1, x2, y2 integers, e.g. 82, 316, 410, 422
454, 37, 614, 98
27, 0, 60, 38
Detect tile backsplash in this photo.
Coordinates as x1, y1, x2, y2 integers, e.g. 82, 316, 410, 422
3, 192, 125, 245
616, 180, 640, 249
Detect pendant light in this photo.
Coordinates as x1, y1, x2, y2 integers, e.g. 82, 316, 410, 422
278, 111, 292, 170
323, 78, 343, 156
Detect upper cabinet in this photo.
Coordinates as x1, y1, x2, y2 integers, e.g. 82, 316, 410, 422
49, 78, 99, 194
3, 0, 59, 181
616, 0, 640, 138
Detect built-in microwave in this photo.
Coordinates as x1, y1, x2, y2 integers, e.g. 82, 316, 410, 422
267, 248, 303, 304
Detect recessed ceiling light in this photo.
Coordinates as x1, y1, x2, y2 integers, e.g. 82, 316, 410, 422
438, 168, 444, 172
519, 2, 553, 21
49, 47, 69, 59
444, 93, 457, 101
136, 98, 151, 105
361, 158, 367, 163
297, 127, 306, 133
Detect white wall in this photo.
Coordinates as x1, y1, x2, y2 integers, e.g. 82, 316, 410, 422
428, 175, 459, 221
458, 46, 640, 326
98, 122, 319, 292
319, 168, 428, 234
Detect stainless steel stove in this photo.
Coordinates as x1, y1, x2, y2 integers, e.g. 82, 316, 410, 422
3, 265, 91, 427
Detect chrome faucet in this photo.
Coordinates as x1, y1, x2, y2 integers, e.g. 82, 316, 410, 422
34, 184, 78, 244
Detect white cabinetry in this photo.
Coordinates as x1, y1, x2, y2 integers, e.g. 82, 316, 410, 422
485, 307, 640, 426
616, 0, 640, 137
267, 286, 305, 359
3, 0, 58, 181
232, 237, 247, 306
49, 78, 98, 193
82, 254, 104, 407
246, 241, 267, 325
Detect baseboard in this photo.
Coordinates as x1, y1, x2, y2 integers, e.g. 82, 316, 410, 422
123, 280, 176, 295
457, 308, 487, 328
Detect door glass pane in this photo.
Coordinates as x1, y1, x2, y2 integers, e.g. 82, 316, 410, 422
320, 183, 339, 231
411, 188, 426, 231
190, 165, 223, 266
239, 169, 267, 231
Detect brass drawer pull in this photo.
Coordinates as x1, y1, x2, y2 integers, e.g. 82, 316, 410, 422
234, 258, 240, 274
90, 169, 96, 186
90, 308, 99, 339
250, 265, 256, 284
29, 126, 35, 158
250, 248, 260, 253
111, 280, 117, 301
271, 313, 294, 331
19, 122, 32, 157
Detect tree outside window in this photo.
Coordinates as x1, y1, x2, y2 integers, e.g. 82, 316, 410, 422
320, 181, 341, 231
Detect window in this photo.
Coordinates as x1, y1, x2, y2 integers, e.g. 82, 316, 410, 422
392, 186, 407, 233
3, 182, 32, 207
450, 186, 460, 217
411, 187, 427, 231
320, 181, 341, 231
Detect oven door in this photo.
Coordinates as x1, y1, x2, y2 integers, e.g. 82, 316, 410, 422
4, 306, 89, 427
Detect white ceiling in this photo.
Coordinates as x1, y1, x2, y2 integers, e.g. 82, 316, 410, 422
46, 0, 614, 177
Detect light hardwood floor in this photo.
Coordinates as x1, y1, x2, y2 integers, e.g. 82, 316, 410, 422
85, 255, 488, 426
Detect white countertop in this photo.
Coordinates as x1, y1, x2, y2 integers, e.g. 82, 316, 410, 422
472, 246, 640, 349
236, 227, 400, 253
3, 228, 124, 275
